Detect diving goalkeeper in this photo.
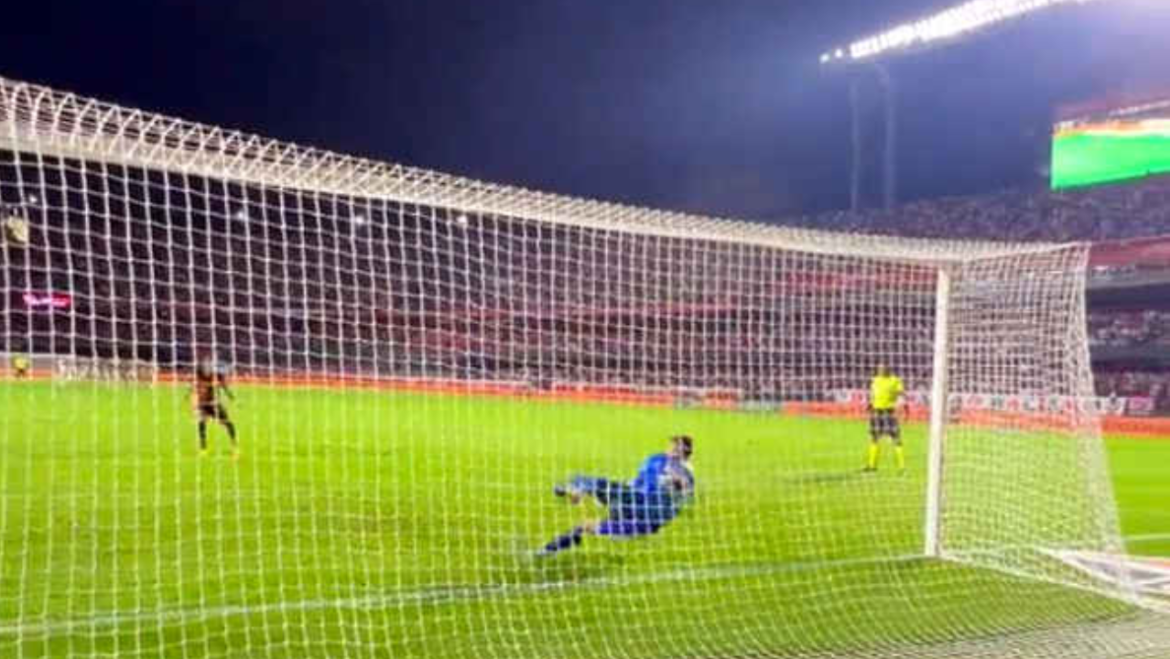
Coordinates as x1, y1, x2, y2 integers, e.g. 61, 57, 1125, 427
538, 435, 695, 557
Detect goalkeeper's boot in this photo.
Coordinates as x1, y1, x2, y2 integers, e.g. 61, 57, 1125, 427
552, 482, 585, 505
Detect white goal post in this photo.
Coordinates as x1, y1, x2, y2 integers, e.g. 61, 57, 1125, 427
924, 265, 951, 559
1, 76, 1168, 659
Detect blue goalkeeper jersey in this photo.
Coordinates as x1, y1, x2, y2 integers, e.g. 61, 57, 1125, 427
631, 453, 694, 498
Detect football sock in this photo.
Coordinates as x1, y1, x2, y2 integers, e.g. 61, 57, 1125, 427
543, 527, 584, 554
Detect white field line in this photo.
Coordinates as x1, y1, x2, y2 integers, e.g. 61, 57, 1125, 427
4, 535, 1167, 638
0, 553, 924, 637
1126, 533, 1170, 544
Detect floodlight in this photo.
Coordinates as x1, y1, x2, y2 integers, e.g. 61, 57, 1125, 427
822, 0, 1107, 64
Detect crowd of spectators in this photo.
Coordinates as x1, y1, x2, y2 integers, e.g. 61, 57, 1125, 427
1088, 310, 1170, 349
5, 162, 1170, 411
793, 176, 1170, 243
1094, 370, 1170, 407
1088, 307, 1170, 410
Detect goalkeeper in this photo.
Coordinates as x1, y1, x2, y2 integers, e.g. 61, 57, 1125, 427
864, 364, 905, 472
538, 435, 695, 557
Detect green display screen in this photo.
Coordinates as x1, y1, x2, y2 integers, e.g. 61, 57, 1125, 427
1051, 119, 1170, 190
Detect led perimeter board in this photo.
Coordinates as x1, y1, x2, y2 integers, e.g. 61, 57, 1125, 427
1052, 98, 1170, 190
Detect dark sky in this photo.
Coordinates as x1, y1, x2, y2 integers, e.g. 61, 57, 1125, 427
1, 0, 1166, 220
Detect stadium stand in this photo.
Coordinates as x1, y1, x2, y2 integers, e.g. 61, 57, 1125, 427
795, 175, 1170, 242
5, 161, 1170, 411
1088, 310, 1170, 349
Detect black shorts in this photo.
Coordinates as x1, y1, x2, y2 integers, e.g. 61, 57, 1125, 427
869, 409, 899, 438
198, 403, 230, 422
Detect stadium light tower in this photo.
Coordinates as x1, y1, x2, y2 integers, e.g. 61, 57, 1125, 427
821, 0, 1108, 65
822, 0, 1112, 211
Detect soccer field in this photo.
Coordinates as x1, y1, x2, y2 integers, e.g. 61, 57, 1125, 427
0, 382, 1167, 659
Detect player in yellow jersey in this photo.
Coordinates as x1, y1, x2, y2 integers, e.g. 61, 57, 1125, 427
11, 354, 30, 379
864, 364, 905, 473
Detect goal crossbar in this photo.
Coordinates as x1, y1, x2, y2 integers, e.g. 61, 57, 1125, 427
0, 76, 1070, 265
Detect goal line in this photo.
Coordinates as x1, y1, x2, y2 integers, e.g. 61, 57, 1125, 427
0, 553, 924, 637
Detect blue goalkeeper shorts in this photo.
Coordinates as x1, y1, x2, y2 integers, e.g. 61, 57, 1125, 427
569, 476, 678, 537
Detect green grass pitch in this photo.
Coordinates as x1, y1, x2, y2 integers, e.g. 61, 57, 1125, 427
0, 382, 1167, 658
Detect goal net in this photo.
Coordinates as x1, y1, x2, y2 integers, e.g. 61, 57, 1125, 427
1, 76, 1167, 659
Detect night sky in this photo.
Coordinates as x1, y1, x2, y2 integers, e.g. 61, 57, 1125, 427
1, 0, 1166, 220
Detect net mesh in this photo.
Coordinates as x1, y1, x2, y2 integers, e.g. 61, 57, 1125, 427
1, 76, 1167, 659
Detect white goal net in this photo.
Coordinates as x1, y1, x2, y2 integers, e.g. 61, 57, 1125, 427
1, 76, 1167, 659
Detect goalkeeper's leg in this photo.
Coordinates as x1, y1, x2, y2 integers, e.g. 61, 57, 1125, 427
555, 476, 627, 505
538, 518, 659, 557
539, 525, 587, 556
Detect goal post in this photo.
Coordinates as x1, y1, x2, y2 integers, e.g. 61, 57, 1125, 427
1, 75, 1168, 659
924, 264, 951, 559
917, 248, 1135, 586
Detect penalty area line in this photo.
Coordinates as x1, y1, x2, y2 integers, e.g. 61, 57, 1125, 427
1125, 533, 1170, 544
0, 552, 923, 637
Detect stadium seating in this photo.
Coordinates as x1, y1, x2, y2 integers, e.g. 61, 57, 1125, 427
6, 171, 1170, 411
793, 175, 1170, 242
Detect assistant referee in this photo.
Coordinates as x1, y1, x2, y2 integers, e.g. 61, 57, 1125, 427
864, 364, 904, 473
11, 354, 30, 379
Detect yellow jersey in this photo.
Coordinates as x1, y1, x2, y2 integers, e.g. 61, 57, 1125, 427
870, 374, 904, 411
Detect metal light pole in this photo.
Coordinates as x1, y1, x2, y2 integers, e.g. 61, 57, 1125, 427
874, 62, 897, 211
849, 78, 863, 212
846, 62, 897, 212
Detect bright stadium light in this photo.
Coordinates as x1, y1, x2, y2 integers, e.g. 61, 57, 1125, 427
823, 0, 1108, 63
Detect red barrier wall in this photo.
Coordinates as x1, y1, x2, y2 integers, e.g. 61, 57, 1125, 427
786, 402, 1170, 438
13, 370, 1170, 437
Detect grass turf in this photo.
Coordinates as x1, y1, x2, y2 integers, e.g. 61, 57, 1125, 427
0, 382, 1167, 658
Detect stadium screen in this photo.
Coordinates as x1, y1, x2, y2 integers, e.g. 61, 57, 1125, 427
1051, 99, 1170, 190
